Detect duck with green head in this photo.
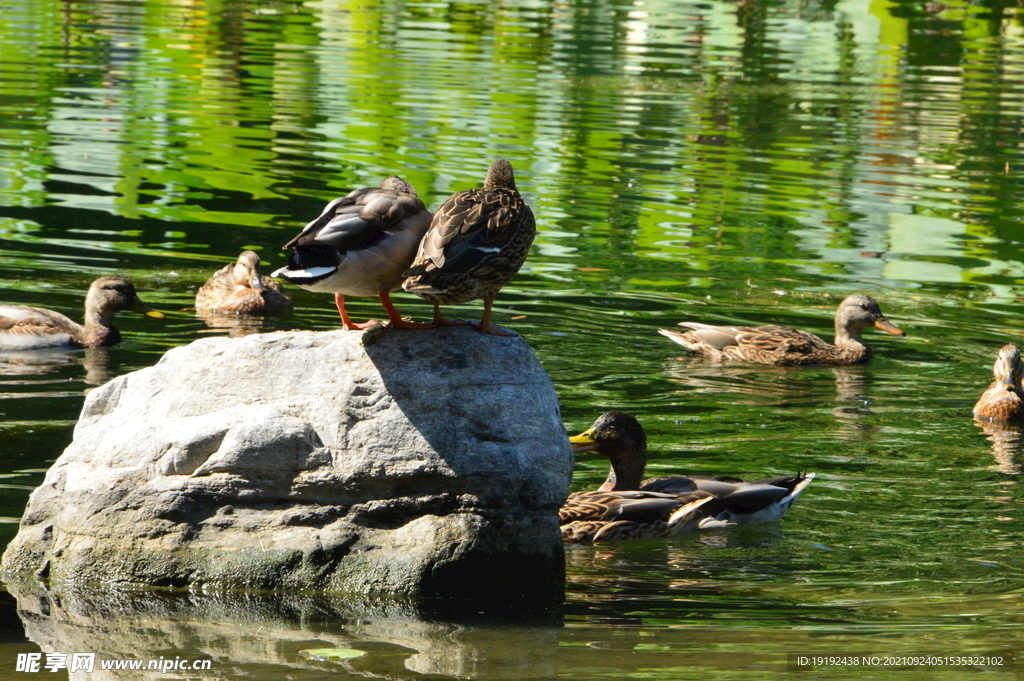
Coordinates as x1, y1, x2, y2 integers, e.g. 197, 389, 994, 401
560, 411, 814, 543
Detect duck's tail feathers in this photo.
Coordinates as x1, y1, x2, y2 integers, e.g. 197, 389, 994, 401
777, 472, 815, 511
271, 265, 336, 285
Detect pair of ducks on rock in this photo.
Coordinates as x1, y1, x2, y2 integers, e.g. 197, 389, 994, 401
272, 158, 535, 337
194, 159, 536, 337
560, 411, 815, 543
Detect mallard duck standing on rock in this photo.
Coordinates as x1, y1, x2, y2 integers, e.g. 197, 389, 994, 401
196, 251, 292, 316
659, 293, 904, 366
402, 159, 536, 336
0, 277, 164, 349
272, 176, 433, 330
973, 344, 1024, 422
560, 411, 814, 543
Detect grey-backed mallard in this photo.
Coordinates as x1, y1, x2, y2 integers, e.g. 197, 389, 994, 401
272, 176, 433, 330
559, 411, 814, 543
196, 251, 293, 316
973, 344, 1024, 422
402, 159, 536, 336
658, 294, 904, 366
0, 277, 164, 349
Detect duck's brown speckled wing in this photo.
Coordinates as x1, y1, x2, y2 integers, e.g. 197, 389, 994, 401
663, 322, 832, 364
0, 305, 80, 336
700, 324, 822, 354
560, 491, 713, 543
403, 185, 536, 304
559, 490, 681, 524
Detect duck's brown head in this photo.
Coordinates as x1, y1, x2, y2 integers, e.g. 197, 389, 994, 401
232, 251, 265, 291
993, 343, 1024, 393
85, 277, 163, 321
835, 294, 904, 337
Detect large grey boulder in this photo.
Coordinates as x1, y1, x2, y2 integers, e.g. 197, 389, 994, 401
2, 328, 572, 610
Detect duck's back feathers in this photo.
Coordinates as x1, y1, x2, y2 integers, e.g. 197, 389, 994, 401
275, 176, 433, 297
560, 491, 714, 543
660, 323, 837, 365
284, 178, 428, 253
402, 159, 536, 305
0, 305, 82, 349
637, 472, 815, 524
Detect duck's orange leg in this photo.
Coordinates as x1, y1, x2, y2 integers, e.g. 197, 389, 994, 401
473, 297, 517, 337
379, 291, 435, 330
431, 300, 472, 327
335, 293, 380, 330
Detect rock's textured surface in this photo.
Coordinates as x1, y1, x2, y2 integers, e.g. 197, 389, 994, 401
2, 328, 572, 606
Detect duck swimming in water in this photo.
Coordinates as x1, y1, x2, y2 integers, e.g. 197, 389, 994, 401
973, 344, 1024, 422
659, 294, 904, 366
0, 277, 164, 349
196, 251, 292, 316
560, 411, 814, 543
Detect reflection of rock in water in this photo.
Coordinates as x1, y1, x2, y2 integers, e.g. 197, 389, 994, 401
5, 580, 560, 680
0, 348, 117, 387
974, 419, 1023, 475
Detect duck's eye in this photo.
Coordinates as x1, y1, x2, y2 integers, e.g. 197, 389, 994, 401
859, 303, 869, 311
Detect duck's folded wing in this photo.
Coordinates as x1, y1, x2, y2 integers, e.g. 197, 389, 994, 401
285, 188, 424, 253
0, 305, 77, 334
677, 322, 749, 349
735, 325, 819, 354
603, 497, 690, 524
404, 191, 512, 277
708, 483, 791, 515
559, 489, 681, 524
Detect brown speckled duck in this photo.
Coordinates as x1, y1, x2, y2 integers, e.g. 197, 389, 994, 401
402, 159, 536, 336
560, 489, 715, 543
659, 294, 904, 366
0, 277, 164, 349
196, 251, 293, 316
560, 411, 815, 543
272, 176, 433, 330
973, 344, 1024, 422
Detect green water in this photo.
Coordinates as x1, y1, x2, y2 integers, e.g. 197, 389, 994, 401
2, 0, 1024, 677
